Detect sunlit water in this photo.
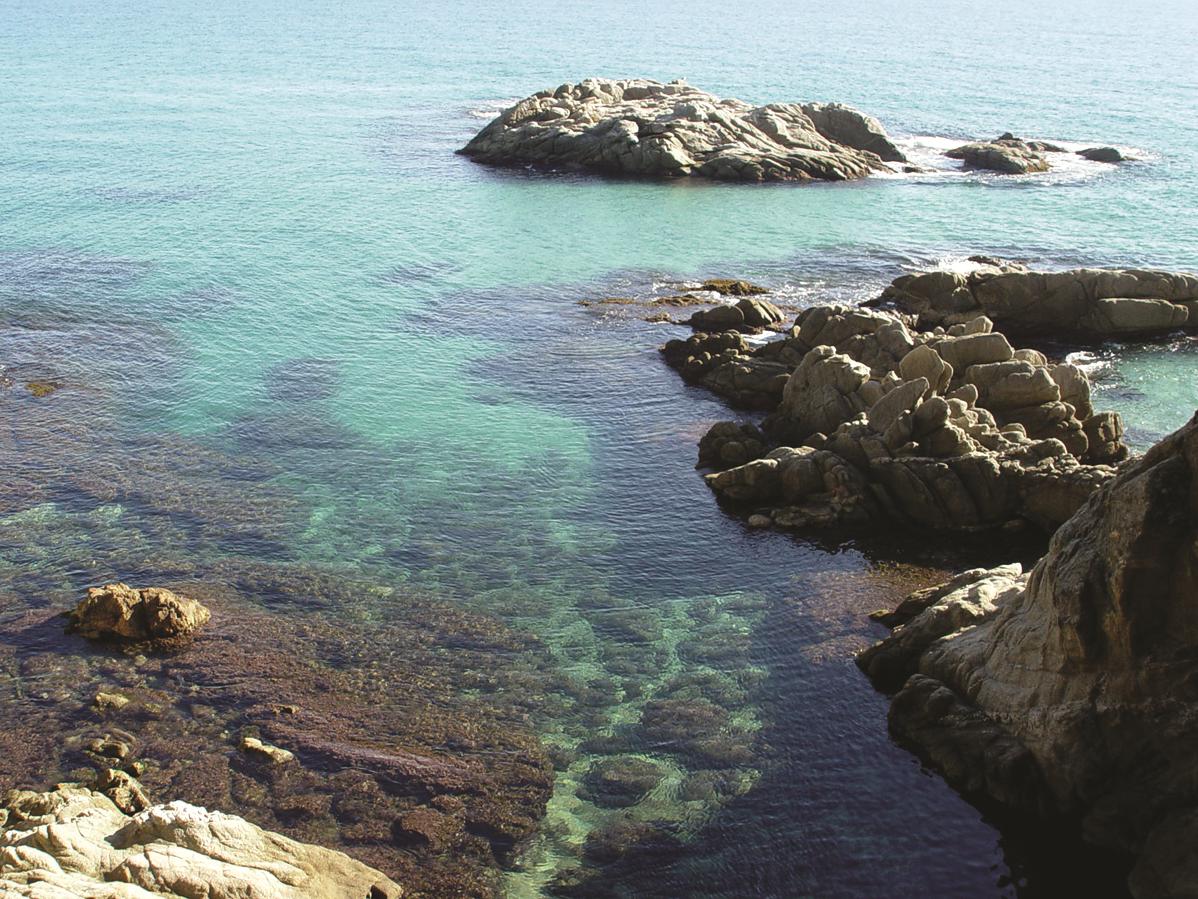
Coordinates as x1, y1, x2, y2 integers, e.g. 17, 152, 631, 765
1, 0, 1196, 896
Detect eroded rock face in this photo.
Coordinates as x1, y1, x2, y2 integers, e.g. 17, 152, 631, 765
672, 304, 1126, 535
460, 78, 903, 183
881, 264, 1198, 338
69, 583, 211, 644
0, 784, 403, 898
859, 412, 1198, 897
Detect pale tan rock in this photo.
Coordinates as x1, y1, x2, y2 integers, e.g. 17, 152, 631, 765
69, 584, 210, 643
460, 78, 903, 183
0, 784, 402, 898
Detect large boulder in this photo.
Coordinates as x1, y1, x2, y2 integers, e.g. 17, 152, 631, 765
881, 265, 1198, 337
459, 78, 902, 183
0, 784, 403, 898
860, 411, 1198, 897
68, 583, 211, 643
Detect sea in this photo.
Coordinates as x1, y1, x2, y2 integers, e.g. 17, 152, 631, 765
1, 0, 1196, 896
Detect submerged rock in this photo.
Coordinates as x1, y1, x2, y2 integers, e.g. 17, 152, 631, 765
578, 756, 663, 808
0, 783, 403, 898
68, 583, 211, 644
460, 78, 903, 183
859, 411, 1198, 897
880, 264, 1198, 338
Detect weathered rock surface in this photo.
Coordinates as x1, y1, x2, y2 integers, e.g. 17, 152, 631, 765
667, 303, 1127, 535
881, 263, 1198, 338
68, 583, 211, 644
946, 137, 1050, 174
0, 783, 403, 898
460, 78, 903, 183
859, 411, 1198, 897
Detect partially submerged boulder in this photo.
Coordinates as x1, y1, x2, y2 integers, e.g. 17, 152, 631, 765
881, 264, 1198, 338
0, 783, 403, 898
460, 78, 904, 183
946, 137, 1050, 174
68, 583, 211, 644
1078, 146, 1130, 163
858, 411, 1198, 897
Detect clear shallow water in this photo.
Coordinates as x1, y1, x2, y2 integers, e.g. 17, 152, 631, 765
1, 0, 1196, 896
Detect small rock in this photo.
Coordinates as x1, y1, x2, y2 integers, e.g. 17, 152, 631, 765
240, 735, 294, 765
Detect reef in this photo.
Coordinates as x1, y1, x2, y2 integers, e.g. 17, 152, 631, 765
0, 783, 403, 898
858, 411, 1198, 899
460, 78, 905, 182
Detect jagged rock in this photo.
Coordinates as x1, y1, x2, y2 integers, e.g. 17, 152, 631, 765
459, 78, 902, 183
0, 784, 403, 898
857, 565, 1027, 690
776, 347, 871, 441
946, 138, 1050, 174
861, 412, 1198, 896
68, 583, 211, 644
881, 265, 1198, 337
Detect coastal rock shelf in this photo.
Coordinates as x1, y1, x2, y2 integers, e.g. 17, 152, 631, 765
858, 411, 1198, 898
0, 783, 403, 898
664, 300, 1127, 534
460, 78, 905, 182
880, 262, 1198, 338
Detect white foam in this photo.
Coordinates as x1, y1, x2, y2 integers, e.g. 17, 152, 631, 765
875, 134, 1151, 185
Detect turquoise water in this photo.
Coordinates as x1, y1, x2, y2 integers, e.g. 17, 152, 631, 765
1, 1, 1197, 896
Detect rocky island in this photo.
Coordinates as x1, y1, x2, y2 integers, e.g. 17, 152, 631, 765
460, 78, 906, 182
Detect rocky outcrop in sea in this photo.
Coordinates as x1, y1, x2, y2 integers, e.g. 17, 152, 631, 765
858, 410, 1198, 898
0, 783, 403, 898
460, 78, 905, 182
664, 301, 1126, 533
879, 261, 1198, 338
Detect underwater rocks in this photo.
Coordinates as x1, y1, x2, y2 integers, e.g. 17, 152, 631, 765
880, 262, 1198, 338
459, 78, 904, 183
0, 562, 558, 898
665, 302, 1127, 535
68, 583, 211, 644
0, 783, 403, 898
858, 411, 1198, 897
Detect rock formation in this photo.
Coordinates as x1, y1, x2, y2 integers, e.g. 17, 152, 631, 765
946, 136, 1052, 174
857, 411, 1198, 898
0, 783, 403, 898
460, 78, 905, 182
68, 583, 211, 644
663, 301, 1127, 534
879, 262, 1198, 338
